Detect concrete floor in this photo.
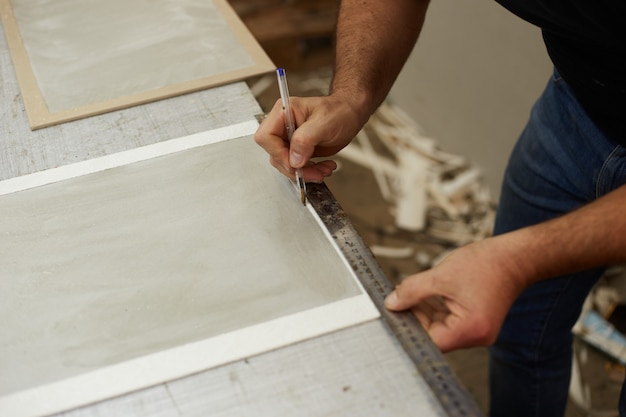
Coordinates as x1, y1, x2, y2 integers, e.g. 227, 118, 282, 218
250, 69, 624, 417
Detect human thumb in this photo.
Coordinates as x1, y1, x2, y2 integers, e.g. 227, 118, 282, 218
289, 149, 304, 168
384, 272, 435, 311
288, 120, 318, 169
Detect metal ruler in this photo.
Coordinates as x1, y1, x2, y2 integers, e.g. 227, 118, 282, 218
309, 183, 486, 417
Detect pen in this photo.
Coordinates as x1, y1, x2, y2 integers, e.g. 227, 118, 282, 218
276, 67, 306, 205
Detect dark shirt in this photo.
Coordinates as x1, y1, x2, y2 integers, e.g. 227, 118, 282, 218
496, 0, 626, 145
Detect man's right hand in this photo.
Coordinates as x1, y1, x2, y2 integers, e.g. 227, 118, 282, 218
254, 94, 367, 183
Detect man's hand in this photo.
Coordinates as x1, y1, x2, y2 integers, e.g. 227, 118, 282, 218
385, 184, 626, 353
384, 236, 528, 352
254, 94, 367, 183
254, 0, 429, 181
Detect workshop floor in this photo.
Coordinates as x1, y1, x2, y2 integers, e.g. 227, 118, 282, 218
250, 70, 624, 416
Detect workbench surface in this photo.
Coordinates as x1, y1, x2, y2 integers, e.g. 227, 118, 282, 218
0, 23, 478, 417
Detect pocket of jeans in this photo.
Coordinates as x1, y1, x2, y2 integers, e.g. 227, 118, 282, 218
596, 146, 626, 198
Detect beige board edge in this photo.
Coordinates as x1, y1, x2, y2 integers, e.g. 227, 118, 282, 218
0, 0, 275, 130
212, 0, 276, 68
29, 65, 274, 130
0, 0, 49, 129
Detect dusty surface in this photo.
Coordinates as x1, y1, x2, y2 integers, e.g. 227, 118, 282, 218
0, 136, 368, 397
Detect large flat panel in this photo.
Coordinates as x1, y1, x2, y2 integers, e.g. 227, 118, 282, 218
0, 126, 378, 417
0, 0, 274, 129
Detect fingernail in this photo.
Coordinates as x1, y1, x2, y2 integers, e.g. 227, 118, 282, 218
318, 165, 331, 176
290, 151, 303, 167
384, 291, 397, 308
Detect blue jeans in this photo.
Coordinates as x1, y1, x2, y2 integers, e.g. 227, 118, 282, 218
488, 70, 626, 417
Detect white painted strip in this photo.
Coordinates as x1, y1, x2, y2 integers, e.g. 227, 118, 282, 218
0, 119, 258, 196
0, 294, 379, 417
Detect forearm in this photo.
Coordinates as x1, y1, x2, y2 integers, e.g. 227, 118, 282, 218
500, 184, 626, 287
331, 0, 430, 118
254, 0, 430, 178
383, 184, 626, 351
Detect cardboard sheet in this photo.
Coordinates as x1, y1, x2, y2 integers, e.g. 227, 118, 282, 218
0, 0, 274, 129
0, 122, 379, 417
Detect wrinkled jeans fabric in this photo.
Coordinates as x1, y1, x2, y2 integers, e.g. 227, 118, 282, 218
488, 69, 626, 417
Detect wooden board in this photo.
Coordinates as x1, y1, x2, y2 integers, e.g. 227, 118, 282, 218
0, 123, 379, 417
0, 0, 274, 129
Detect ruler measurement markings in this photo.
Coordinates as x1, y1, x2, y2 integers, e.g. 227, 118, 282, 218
308, 182, 485, 417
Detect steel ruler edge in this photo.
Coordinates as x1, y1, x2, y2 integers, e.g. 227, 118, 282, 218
308, 182, 486, 417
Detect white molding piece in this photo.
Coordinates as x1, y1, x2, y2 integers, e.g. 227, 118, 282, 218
0, 119, 259, 196
1, 296, 378, 417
